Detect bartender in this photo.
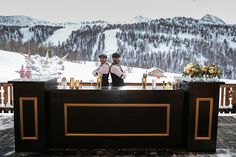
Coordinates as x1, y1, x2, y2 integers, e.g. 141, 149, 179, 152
110, 53, 126, 86
92, 54, 109, 86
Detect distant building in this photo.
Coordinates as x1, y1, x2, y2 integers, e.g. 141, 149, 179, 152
147, 67, 166, 78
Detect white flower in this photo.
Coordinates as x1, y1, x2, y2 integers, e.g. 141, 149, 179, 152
184, 64, 193, 74
209, 68, 215, 74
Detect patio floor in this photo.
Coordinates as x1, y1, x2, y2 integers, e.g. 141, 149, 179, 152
0, 115, 236, 157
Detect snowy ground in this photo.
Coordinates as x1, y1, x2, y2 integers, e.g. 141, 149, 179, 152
0, 50, 25, 82
1, 49, 236, 84
44, 27, 78, 46
0, 115, 236, 156
0, 114, 13, 131
0, 50, 180, 83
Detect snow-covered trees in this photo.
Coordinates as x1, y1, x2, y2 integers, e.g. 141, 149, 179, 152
0, 17, 236, 79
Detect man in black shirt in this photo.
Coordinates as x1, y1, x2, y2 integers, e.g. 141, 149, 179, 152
109, 53, 126, 86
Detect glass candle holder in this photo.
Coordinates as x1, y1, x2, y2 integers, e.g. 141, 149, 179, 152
152, 79, 156, 89
70, 77, 74, 89
80, 80, 83, 88
75, 80, 80, 89
97, 74, 102, 88
61, 77, 67, 87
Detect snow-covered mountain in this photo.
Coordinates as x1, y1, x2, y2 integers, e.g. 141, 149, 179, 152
200, 14, 226, 25
0, 15, 53, 26
0, 15, 236, 79
130, 16, 153, 23
0, 15, 108, 27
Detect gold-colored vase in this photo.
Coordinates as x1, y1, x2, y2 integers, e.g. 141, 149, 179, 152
69, 77, 74, 89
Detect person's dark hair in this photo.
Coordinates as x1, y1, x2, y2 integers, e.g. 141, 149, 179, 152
98, 54, 107, 58
112, 53, 120, 58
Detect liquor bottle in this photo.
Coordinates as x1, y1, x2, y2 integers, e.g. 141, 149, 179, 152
142, 73, 147, 89
25, 66, 31, 79
20, 65, 25, 79
162, 81, 166, 89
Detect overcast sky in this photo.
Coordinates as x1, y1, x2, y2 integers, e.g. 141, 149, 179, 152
0, 0, 236, 24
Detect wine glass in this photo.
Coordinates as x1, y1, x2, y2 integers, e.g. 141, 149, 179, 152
89, 79, 94, 86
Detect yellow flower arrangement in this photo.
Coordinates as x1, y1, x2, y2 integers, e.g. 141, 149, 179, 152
183, 63, 202, 78
183, 63, 221, 79
204, 64, 221, 78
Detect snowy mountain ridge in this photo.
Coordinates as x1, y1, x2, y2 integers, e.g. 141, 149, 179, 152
131, 16, 153, 23
200, 14, 226, 25
0, 14, 228, 27
0, 15, 53, 26
0, 15, 108, 28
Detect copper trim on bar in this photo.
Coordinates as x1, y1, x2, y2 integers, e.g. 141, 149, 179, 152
64, 103, 170, 137
19, 97, 39, 140
194, 98, 213, 140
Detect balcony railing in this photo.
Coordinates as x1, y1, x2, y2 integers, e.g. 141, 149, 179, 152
219, 84, 236, 115
0, 82, 235, 115
0, 83, 14, 114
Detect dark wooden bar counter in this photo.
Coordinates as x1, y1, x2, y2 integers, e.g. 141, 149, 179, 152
9, 79, 222, 152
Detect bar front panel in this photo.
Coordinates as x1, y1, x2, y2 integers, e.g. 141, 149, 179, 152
46, 89, 185, 148
64, 103, 170, 136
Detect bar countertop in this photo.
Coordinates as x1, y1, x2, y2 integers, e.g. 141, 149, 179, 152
45, 85, 179, 91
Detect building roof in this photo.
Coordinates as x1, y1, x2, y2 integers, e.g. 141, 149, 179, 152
147, 67, 166, 77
